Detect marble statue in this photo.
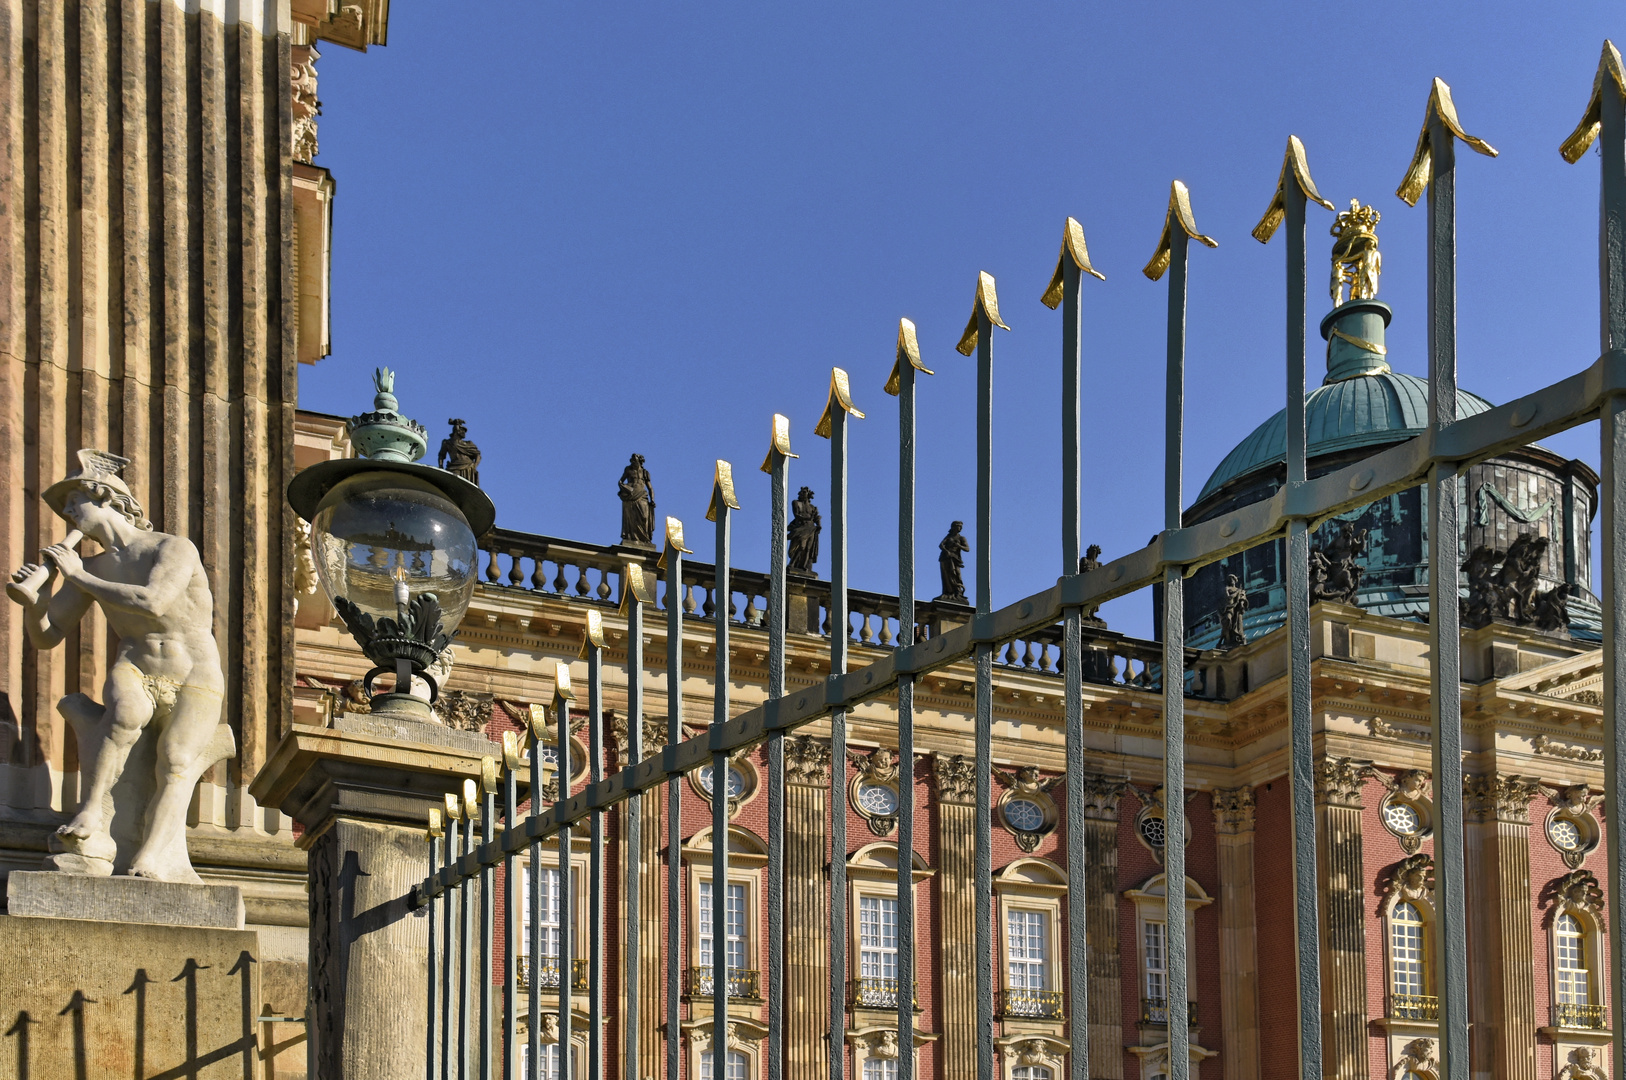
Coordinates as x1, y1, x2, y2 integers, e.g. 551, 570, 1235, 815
937, 520, 969, 602
6, 450, 233, 882
787, 486, 821, 577
618, 453, 656, 547
438, 418, 482, 486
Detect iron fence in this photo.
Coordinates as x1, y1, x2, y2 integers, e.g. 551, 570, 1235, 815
410, 47, 1626, 1080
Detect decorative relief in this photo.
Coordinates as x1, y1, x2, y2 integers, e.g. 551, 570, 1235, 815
1314, 757, 1376, 808
610, 713, 669, 769
1388, 1037, 1438, 1080
785, 735, 831, 787
868, 1030, 900, 1060
992, 765, 1063, 852
338, 678, 371, 715
1377, 770, 1433, 855
1463, 774, 1541, 824
693, 1022, 759, 1054
1568, 689, 1603, 707
1547, 869, 1606, 924
1367, 715, 1429, 743
931, 753, 977, 805
1210, 786, 1256, 835
293, 518, 319, 609
1557, 1046, 1607, 1080
1009, 1039, 1064, 1070
848, 746, 903, 836
1379, 854, 1434, 915
291, 45, 321, 163
437, 689, 492, 732
1534, 734, 1603, 762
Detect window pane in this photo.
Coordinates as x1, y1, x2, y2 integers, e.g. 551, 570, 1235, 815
1007, 909, 1048, 990
1144, 921, 1167, 1002
1556, 913, 1589, 1005
1390, 902, 1424, 997
863, 1060, 899, 1080
702, 1051, 750, 1080
860, 896, 900, 979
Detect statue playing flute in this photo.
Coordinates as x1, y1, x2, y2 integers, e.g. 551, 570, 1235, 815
7, 450, 233, 882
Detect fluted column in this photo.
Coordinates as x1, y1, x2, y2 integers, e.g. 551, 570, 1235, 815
1464, 774, 1541, 1080
1213, 786, 1261, 1080
933, 753, 978, 1080
786, 735, 832, 1080
1076, 773, 1128, 1080
1314, 758, 1374, 1080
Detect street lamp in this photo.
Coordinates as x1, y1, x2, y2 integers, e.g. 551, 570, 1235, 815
287, 368, 495, 723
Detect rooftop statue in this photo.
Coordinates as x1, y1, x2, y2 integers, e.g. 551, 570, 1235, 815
618, 453, 656, 548
1329, 199, 1382, 306
937, 521, 969, 603
438, 418, 482, 487
787, 486, 822, 578
6, 450, 233, 882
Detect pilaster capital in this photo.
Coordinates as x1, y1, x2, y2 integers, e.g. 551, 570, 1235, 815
931, 753, 978, 805
1074, 772, 1129, 822
785, 735, 832, 787
1211, 786, 1257, 835
1463, 773, 1542, 823
609, 712, 668, 769
1314, 756, 1375, 808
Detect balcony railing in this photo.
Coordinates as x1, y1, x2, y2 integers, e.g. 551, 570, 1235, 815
1140, 998, 1198, 1025
850, 977, 917, 1009
517, 956, 588, 992
999, 988, 1064, 1020
1389, 994, 1439, 1020
1555, 1002, 1606, 1029
683, 967, 762, 1002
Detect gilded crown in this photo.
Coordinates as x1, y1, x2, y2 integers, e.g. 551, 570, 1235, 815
1331, 198, 1380, 239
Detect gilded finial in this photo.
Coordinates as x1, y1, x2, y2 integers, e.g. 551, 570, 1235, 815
1396, 77, 1498, 206
955, 272, 1010, 356
1144, 181, 1218, 281
480, 756, 499, 795
1329, 200, 1383, 305
444, 792, 462, 823
527, 703, 548, 741
502, 730, 525, 771
1560, 41, 1626, 163
657, 517, 692, 569
427, 806, 444, 839
759, 414, 798, 473
1252, 136, 1335, 244
814, 368, 866, 438
619, 561, 655, 614
884, 319, 935, 396
705, 460, 741, 522
1040, 218, 1106, 309
579, 609, 605, 658
552, 661, 575, 707
461, 778, 478, 820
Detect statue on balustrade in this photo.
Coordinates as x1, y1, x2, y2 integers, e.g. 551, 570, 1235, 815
1311, 520, 1367, 605
1219, 574, 1247, 650
438, 418, 482, 487
787, 486, 821, 578
1462, 534, 1570, 633
1078, 542, 1107, 626
937, 521, 969, 602
618, 453, 657, 548
6, 450, 233, 882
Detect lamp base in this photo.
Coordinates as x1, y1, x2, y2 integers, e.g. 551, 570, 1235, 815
367, 691, 438, 725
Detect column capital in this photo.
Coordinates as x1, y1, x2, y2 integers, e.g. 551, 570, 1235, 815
785, 734, 832, 787
931, 753, 978, 805
1211, 785, 1257, 835
1463, 773, 1542, 823
1314, 756, 1376, 808
1074, 772, 1129, 822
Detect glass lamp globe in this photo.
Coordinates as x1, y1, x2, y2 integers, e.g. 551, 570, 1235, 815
309, 470, 479, 634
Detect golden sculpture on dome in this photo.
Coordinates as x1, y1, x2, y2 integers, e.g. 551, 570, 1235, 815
1329, 198, 1382, 305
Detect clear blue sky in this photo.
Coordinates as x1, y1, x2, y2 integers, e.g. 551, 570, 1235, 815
300, 3, 1621, 639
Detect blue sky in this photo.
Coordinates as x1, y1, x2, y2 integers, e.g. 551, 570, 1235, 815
300, 3, 1622, 638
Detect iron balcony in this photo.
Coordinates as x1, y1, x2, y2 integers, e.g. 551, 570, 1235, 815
999, 988, 1065, 1020
682, 967, 762, 1002
1389, 994, 1440, 1021
1140, 997, 1198, 1026
1554, 1002, 1606, 1030
517, 955, 588, 993
850, 976, 918, 1009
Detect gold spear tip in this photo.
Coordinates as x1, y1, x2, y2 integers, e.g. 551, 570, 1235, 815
461, 778, 479, 820
1560, 40, 1626, 164
578, 608, 605, 657
618, 561, 655, 613
759, 413, 797, 473
1396, 77, 1499, 206
656, 516, 692, 569
553, 661, 576, 705
705, 460, 741, 522
884, 318, 934, 396
1251, 136, 1336, 244
1041, 217, 1106, 309
444, 791, 462, 822
480, 755, 499, 795
527, 702, 549, 741
1144, 180, 1219, 281
955, 271, 1010, 355
814, 367, 866, 438
427, 806, 444, 838
502, 729, 525, 771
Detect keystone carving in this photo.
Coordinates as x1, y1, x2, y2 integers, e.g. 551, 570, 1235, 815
1547, 869, 1606, 924
931, 753, 977, 805
869, 1030, 900, 1060
1388, 1038, 1438, 1080
1314, 757, 1375, 807
785, 735, 831, 786
1211, 786, 1256, 835
1380, 854, 1434, 915
1011, 1039, 1063, 1069
1558, 1046, 1607, 1080
1463, 774, 1541, 823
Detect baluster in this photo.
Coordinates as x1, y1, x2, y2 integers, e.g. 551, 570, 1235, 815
856, 612, 872, 645
597, 567, 612, 600
878, 617, 894, 647
684, 584, 698, 616
1001, 641, 1017, 666
1041, 642, 1055, 673
575, 564, 591, 597
1023, 640, 1038, 669
485, 548, 502, 584
702, 587, 716, 618
531, 555, 548, 591
508, 552, 526, 587
553, 560, 569, 593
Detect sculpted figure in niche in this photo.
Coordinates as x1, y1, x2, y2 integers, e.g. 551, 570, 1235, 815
438, 418, 482, 487
787, 486, 822, 577
6, 450, 233, 882
618, 453, 656, 547
938, 521, 969, 602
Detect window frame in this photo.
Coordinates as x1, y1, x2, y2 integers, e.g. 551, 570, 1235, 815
994, 858, 1069, 1027
1123, 873, 1211, 1027
681, 825, 768, 1007
1379, 882, 1438, 1021
846, 842, 934, 1016
514, 842, 591, 1000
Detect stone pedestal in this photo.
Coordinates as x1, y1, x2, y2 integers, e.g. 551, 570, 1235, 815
249, 715, 495, 1080
6, 870, 245, 929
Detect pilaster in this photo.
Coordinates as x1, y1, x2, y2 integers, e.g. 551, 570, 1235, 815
1465, 774, 1542, 1080
786, 736, 832, 1080
1077, 773, 1128, 1080
933, 753, 978, 1080
1213, 786, 1261, 1080
1314, 757, 1374, 1080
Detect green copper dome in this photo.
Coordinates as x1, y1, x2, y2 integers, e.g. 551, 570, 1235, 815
1195, 372, 1493, 503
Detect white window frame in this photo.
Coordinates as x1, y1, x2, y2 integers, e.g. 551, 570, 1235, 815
993, 858, 1068, 1028
847, 842, 933, 1015
682, 825, 767, 1009
1124, 873, 1212, 1027
514, 844, 590, 1003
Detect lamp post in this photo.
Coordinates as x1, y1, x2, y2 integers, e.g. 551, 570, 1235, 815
287, 367, 495, 723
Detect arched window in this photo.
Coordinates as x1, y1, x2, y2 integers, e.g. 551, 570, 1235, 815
1389, 901, 1428, 1016
700, 1050, 749, 1080
1555, 913, 1590, 1006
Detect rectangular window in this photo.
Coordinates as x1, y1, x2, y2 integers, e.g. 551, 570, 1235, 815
863, 1059, 899, 1080
521, 866, 563, 959
859, 896, 899, 980
698, 880, 748, 971
1143, 920, 1167, 1003
520, 1043, 561, 1080
1007, 909, 1048, 990
700, 1051, 749, 1080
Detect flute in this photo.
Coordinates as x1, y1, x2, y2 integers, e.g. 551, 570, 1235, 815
6, 529, 84, 606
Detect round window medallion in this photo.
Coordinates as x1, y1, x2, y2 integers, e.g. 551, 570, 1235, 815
698, 764, 746, 799
1383, 802, 1421, 836
1004, 798, 1046, 833
1138, 815, 1167, 848
857, 783, 900, 816
1549, 818, 1582, 852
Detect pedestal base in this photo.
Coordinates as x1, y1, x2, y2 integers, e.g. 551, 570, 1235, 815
6, 870, 246, 929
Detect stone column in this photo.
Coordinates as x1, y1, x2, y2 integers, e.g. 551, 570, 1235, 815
1464, 774, 1542, 1080
1314, 758, 1374, 1080
1077, 773, 1129, 1080
933, 753, 978, 1080
786, 735, 832, 1080
250, 714, 494, 1080
1212, 786, 1261, 1080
